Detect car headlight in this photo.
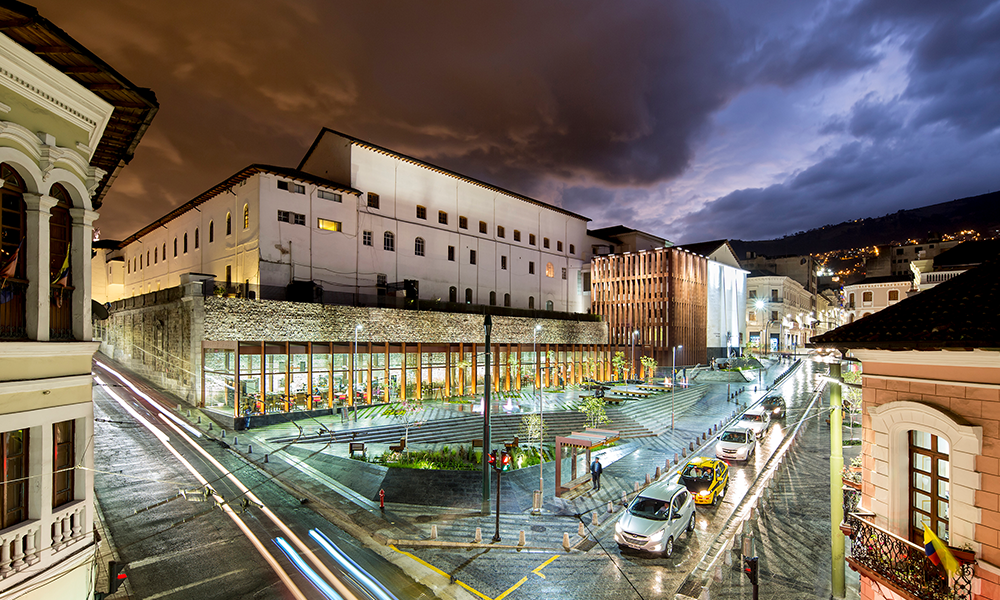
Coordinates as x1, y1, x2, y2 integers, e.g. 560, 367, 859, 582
773, 408, 781, 414
648, 530, 664, 542
615, 521, 623, 533
698, 490, 710, 497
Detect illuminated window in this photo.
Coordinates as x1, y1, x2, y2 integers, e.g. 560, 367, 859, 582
459, 216, 468, 229
416, 206, 427, 220
1, 428, 28, 528
243, 204, 249, 228
439, 211, 448, 225
909, 431, 950, 543
546, 262, 554, 277
318, 218, 342, 232
367, 192, 379, 208
414, 237, 425, 256
226, 213, 232, 235
53, 420, 74, 507
889, 290, 899, 302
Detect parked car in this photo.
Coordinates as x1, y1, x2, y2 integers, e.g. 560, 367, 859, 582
679, 457, 730, 505
715, 427, 756, 462
762, 394, 786, 419
614, 480, 695, 557
738, 405, 770, 438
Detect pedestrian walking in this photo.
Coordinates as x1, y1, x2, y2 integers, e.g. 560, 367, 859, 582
591, 456, 603, 491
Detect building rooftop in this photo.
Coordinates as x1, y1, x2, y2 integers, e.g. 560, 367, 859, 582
811, 257, 1000, 350
844, 274, 912, 286
0, 0, 159, 209
933, 239, 1000, 268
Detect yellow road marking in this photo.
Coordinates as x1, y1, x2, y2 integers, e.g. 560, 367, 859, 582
531, 554, 559, 579
495, 576, 528, 600
390, 545, 492, 600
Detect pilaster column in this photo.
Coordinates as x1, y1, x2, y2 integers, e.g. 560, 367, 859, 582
23, 193, 57, 340
69, 208, 99, 340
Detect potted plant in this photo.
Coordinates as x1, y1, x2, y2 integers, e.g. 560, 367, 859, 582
842, 456, 863, 489
948, 544, 976, 564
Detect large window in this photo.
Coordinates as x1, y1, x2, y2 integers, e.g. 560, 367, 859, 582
863, 291, 873, 302
243, 204, 250, 229
384, 231, 395, 252
363, 231, 373, 246
53, 420, 74, 507
414, 237, 425, 256
909, 431, 950, 544
2, 429, 28, 529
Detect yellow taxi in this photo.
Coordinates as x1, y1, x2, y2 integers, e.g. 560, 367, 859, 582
679, 457, 730, 506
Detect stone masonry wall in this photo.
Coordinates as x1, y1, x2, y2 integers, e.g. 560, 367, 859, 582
203, 297, 608, 345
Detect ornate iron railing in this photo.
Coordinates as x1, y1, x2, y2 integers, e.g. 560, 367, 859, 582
846, 512, 975, 600
843, 485, 860, 516
0, 279, 27, 340
50, 284, 74, 340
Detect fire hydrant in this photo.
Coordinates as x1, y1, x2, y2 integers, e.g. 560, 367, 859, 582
379, 488, 385, 512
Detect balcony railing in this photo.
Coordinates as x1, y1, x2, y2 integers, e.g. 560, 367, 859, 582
845, 512, 975, 600
0, 279, 27, 340
50, 284, 74, 340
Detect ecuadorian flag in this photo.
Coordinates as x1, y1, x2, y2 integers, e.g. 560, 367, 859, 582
924, 523, 959, 577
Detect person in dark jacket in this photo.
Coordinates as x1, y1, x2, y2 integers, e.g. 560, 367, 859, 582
591, 457, 603, 491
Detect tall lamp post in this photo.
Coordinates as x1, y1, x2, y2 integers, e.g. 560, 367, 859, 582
354, 323, 362, 421
671, 344, 683, 430
533, 324, 543, 499
630, 329, 639, 382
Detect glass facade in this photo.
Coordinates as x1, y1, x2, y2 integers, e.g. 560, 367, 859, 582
202, 341, 623, 418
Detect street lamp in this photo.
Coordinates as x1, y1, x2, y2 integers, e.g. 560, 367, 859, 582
630, 329, 639, 382
533, 324, 543, 501
354, 323, 362, 419
671, 344, 683, 430
754, 299, 765, 387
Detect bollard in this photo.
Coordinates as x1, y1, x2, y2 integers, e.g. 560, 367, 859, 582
233, 436, 238, 445
702, 432, 707, 442
674, 453, 679, 465
563, 532, 571, 551
533, 490, 542, 512
665, 457, 671, 470
519, 530, 526, 546
608, 501, 614, 513
689, 441, 695, 452
208, 423, 213, 431
475, 528, 482, 543
264, 454, 268, 463
187, 410, 191, 417
379, 489, 385, 511
431, 525, 438, 539
578, 521, 586, 537
655, 466, 661, 479
634, 481, 641, 492
198, 416, 202, 424
221, 430, 225, 438
591, 512, 599, 526
177, 403, 182, 412
681, 448, 687, 458
248, 445, 253, 453
645, 474, 651, 485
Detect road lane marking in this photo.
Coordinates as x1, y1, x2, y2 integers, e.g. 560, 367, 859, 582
389, 545, 491, 600
495, 576, 528, 600
143, 568, 248, 599
531, 554, 559, 579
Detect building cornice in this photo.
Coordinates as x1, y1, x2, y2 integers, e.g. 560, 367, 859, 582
850, 348, 1000, 369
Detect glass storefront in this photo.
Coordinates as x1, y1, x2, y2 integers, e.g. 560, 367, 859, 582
202, 341, 618, 419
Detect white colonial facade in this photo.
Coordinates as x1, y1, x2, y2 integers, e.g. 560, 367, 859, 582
103, 129, 590, 313
746, 274, 816, 352
0, 9, 156, 598
843, 275, 911, 323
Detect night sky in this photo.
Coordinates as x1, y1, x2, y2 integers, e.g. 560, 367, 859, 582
36, 0, 1000, 244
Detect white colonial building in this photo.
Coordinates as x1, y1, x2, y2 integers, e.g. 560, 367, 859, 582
99, 129, 591, 313
0, 3, 157, 598
843, 274, 912, 323
746, 272, 817, 353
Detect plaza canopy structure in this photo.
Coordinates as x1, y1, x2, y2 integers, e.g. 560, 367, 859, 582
201, 341, 645, 421
555, 428, 620, 497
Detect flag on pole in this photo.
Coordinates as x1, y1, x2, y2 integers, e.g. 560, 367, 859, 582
924, 523, 959, 577
1, 239, 22, 278
52, 242, 70, 286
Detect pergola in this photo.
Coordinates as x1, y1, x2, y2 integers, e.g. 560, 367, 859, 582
554, 428, 620, 497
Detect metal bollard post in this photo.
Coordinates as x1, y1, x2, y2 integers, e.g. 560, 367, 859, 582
519, 530, 526, 546
177, 403, 182, 412
248, 445, 253, 453
221, 430, 225, 438
645, 473, 651, 485
431, 525, 438, 539
608, 501, 614, 513
655, 466, 661, 478
578, 521, 586, 537
264, 454, 268, 463
591, 512, 599, 526
475, 528, 482, 543
233, 436, 238, 445
563, 533, 571, 551
379, 489, 385, 512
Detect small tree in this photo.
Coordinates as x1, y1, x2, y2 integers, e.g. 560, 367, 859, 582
384, 396, 425, 450
507, 354, 521, 389
519, 413, 549, 460
455, 358, 472, 397
640, 356, 657, 384
611, 351, 627, 382
578, 396, 611, 429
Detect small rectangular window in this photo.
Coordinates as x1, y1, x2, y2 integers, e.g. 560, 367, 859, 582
293, 213, 305, 226
497, 225, 505, 238
529, 234, 536, 246
557, 241, 563, 252
278, 210, 290, 223
543, 237, 550, 249
569, 244, 575, 254
363, 231, 373, 246
561, 267, 567, 280
318, 218, 342, 232
439, 211, 448, 225
501, 256, 507, 270
448, 246, 455, 261
514, 230, 521, 242
416, 206, 427, 220
367, 192, 380, 208
459, 216, 468, 229
479, 221, 487, 234
377, 273, 388, 286
529, 261, 535, 274
318, 190, 342, 202
470, 250, 477, 265
278, 180, 305, 194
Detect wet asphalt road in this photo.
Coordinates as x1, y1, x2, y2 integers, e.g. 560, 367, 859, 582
93, 361, 435, 600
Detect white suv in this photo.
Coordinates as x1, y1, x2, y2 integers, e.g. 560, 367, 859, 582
614, 480, 695, 557
715, 427, 756, 462
738, 405, 770, 438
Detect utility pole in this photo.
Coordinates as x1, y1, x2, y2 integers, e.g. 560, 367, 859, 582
830, 358, 845, 597
482, 314, 492, 516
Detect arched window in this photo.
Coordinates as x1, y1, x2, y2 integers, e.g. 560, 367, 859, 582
49, 184, 72, 287
162, 243, 166, 260
465, 288, 472, 303
449, 286, 457, 302
243, 204, 249, 229
194, 228, 199, 249
504, 293, 510, 307
146, 250, 150, 267
0, 165, 27, 286
384, 231, 395, 252
209, 221, 214, 243
154, 247, 158, 264
545, 262, 554, 278
173, 238, 178, 257
528, 296, 535, 309
489, 291, 496, 305
226, 212, 232, 235
183, 233, 188, 253
546, 300, 554, 311
414, 237, 424, 256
